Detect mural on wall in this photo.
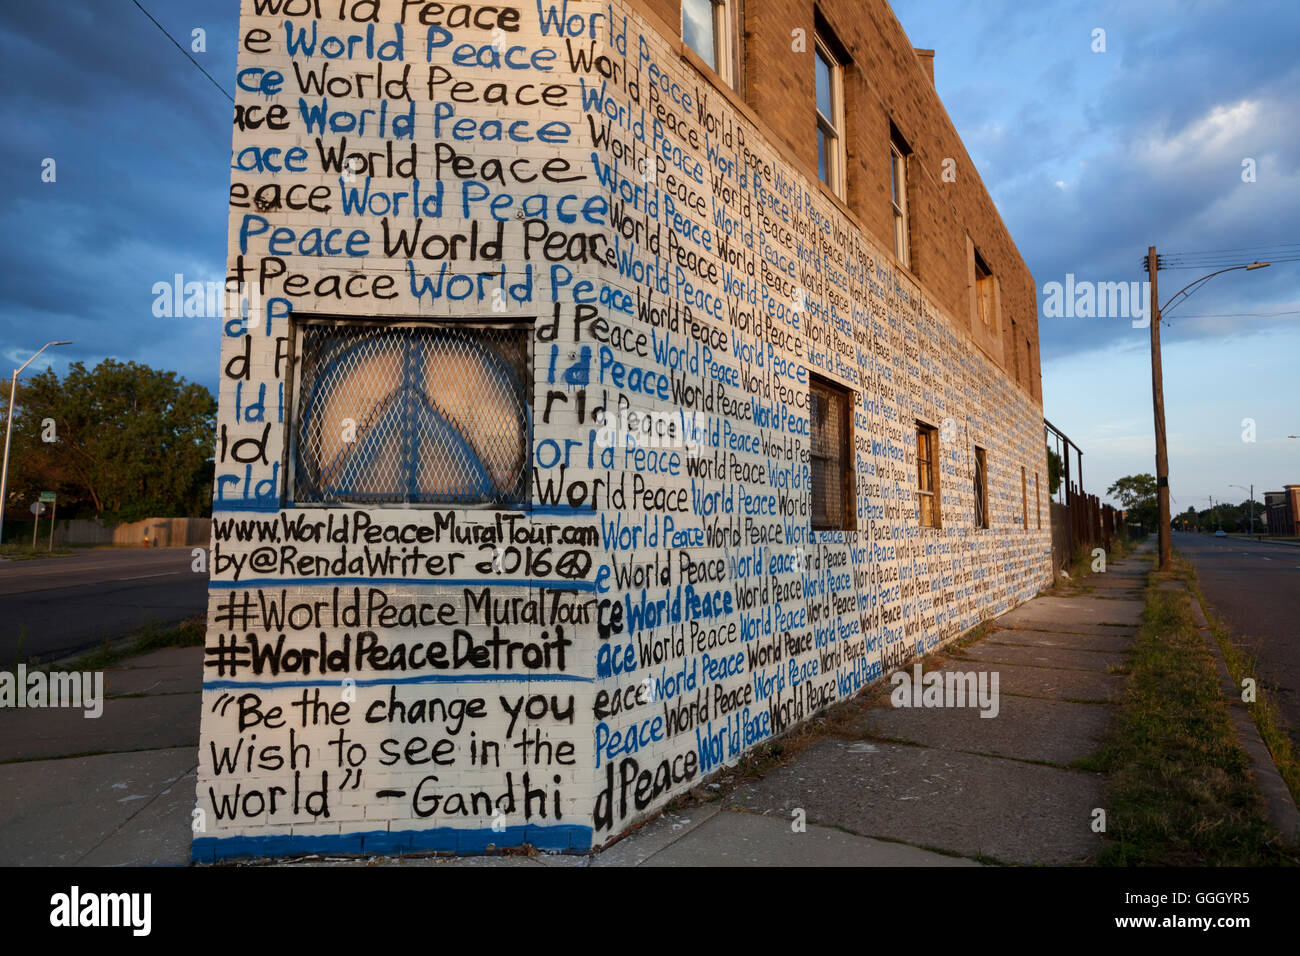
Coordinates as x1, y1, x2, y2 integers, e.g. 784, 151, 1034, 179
194, 0, 1051, 861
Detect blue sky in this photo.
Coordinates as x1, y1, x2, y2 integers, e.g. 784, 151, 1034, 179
1, 0, 1297, 510
892, 0, 1300, 509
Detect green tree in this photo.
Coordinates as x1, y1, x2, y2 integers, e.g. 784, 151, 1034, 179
2, 359, 215, 521
1106, 473, 1158, 530
1046, 446, 1063, 496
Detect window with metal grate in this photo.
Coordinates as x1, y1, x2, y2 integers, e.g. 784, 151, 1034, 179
289, 320, 531, 507
810, 375, 854, 531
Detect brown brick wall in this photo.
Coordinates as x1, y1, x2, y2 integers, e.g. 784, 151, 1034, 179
637, 0, 1042, 403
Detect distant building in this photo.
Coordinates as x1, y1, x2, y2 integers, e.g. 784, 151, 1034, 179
1265, 486, 1300, 536
195, 0, 1051, 862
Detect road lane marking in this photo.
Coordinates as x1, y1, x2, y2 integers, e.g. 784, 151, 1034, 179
3, 561, 188, 578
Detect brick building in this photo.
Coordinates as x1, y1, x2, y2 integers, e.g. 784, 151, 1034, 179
194, 0, 1050, 861
1265, 486, 1300, 536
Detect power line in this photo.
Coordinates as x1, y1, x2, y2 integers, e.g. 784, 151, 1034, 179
1166, 309, 1300, 319
131, 0, 232, 104
1146, 254, 1300, 272
1158, 242, 1300, 257
1160, 255, 1300, 266
1158, 260, 1300, 272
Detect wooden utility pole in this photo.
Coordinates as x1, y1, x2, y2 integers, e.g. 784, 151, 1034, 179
1148, 246, 1171, 569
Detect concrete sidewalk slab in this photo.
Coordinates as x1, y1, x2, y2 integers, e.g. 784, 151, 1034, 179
998, 596, 1143, 629
1085, 580, 1146, 592
984, 627, 1134, 653
80, 762, 196, 867
726, 738, 1104, 865
0, 692, 200, 762
102, 646, 202, 696
960, 642, 1128, 674
944, 660, 1125, 702
637, 809, 981, 867
590, 804, 725, 867
0, 748, 195, 866
853, 694, 1110, 765
0, 647, 202, 763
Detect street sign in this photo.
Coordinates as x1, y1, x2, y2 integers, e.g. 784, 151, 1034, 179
39, 491, 56, 503
29, 501, 46, 516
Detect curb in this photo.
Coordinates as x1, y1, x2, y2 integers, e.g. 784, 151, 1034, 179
1161, 579, 1300, 844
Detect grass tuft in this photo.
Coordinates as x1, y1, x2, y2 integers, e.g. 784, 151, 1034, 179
1089, 585, 1293, 865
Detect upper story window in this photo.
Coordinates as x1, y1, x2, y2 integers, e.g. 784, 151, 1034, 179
289, 319, 532, 507
974, 247, 996, 331
682, 0, 735, 86
890, 125, 911, 268
814, 33, 846, 199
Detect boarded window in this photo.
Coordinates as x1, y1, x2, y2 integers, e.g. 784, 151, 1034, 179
916, 422, 940, 528
810, 376, 853, 530
974, 446, 988, 529
1010, 318, 1020, 382
1035, 472, 1042, 529
290, 320, 531, 506
1021, 465, 1028, 529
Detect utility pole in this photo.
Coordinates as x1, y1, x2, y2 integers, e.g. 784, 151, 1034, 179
1143, 252, 1267, 560
1229, 483, 1255, 537
1148, 246, 1171, 569
0, 340, 72, 550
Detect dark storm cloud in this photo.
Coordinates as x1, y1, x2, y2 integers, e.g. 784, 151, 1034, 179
0, 0, 237, 387
1, 0, 1296, 388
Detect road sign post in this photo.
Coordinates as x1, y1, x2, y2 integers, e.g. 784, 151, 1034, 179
29, 500, 46, 547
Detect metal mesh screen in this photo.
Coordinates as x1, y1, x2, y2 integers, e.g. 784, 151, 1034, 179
292, 322, 530, 506
810, 380, 845, 529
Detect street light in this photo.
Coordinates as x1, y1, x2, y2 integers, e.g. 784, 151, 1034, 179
1146, 250, 1269, 570
1228, 483, 1255, 537
0, 341, 73, 550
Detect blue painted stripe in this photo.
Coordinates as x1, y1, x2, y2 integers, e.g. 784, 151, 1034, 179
203, 672, 592, 690
191, 824, 593, 862
527, 504, 596, 516
211, 500, 283, 513
208, 577, 595, 591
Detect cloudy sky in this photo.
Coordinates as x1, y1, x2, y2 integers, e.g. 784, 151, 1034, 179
893, 0, 1300, 510
1, 0, 1297, 511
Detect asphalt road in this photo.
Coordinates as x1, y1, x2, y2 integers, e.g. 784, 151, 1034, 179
0, 548, 208, 663
1174, 531, 1300, 750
